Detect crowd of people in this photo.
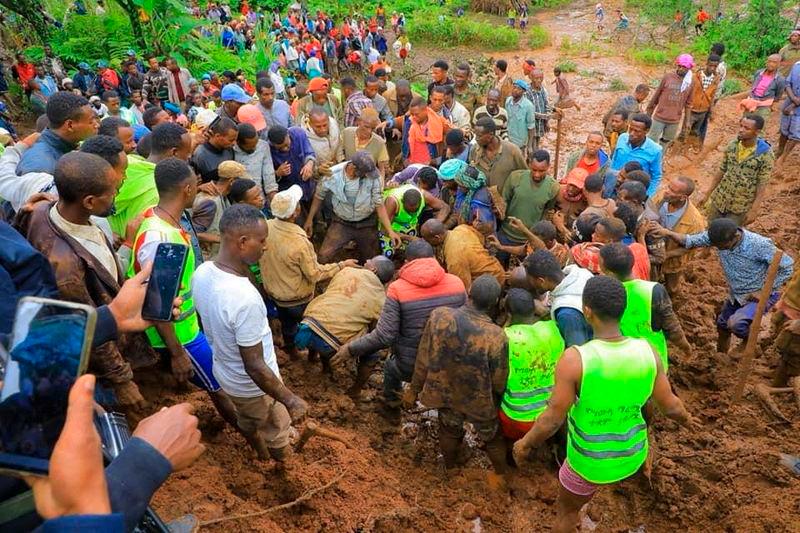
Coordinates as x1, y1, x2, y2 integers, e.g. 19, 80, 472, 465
1, 3, 800, 531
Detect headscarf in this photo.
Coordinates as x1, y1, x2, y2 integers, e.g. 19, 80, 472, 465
439, 159, 488, 221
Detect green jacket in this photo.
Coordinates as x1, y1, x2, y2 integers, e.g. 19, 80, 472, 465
709, 138, 774, 215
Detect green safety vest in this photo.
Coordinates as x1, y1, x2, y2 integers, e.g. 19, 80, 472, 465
501, 321, 565, 423
383, 184, 425, 233
127, 209, 199, 348
620, 279, 669, 372
567, 338, 656, 484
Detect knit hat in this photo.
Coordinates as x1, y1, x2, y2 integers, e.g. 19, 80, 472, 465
237, 104, 267, 131
358, 107, 379, 122
96, 60, 109, 68
218, 160, 249, 180
270, 184, 303, 219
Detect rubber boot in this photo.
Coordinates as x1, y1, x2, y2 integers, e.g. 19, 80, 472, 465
439, 425, 464, 469
484, 433, 509, 475
346, 362, 375, 400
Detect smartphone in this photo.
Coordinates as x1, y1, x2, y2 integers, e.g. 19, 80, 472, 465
0, 297, 96, 476
141, 242, 189, 322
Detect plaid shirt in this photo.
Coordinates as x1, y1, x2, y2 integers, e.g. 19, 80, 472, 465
524, 86, 551, 137
344, 91, 375, 128
699, 70, 716, 90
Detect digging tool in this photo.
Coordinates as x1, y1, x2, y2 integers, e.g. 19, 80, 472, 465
730, 249, 785, 406
553, 114, 563, 180
295, 421, 353, 452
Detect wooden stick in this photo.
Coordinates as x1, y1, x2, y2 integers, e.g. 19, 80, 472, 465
295, 421, 353, 452
730, 249, 785, 405
198, 469, 347, 528
553, 115, 563, 180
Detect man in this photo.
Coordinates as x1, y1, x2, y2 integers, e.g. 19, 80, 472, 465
342, 107, 389, 178
470, 116, 526, 192
343, 76, 375, 128
403, 96, 449, 166
267, 125, 316, 206
193, 204, 307, 462
775, 60, 800, 176
217, 83, 251, 123
41, 44, 66, 82
421, 217, 505, 290
164, 57, 191, 107
142, 56, 169, 105
605, 109, 629, 154
295, 77, 339, 124
493, 59, 513, 107
305, 152, 400, 264
740, 54, 785, 119
525, 249, 594, 347
191, 160, 240, 257
498, 288, 565, 441
191, 116, 237, 183
427, 59, 454, 103
16, 149, 154, 409
72, 62, 97, 96
261, 185, 358, 359
379, 184, 448, 259
128, 157, 239, 428
234, 122, 277, 204
602, 83, 650, 133
404, 275, 508, 474
299, 255, 395, 397
684, 54, 721, 148
100, 90, 135, 127
658, 218, 794, 354
95, 60, 121, 94
505, 80, 537, 155
771, 263, 800, 387
453, 62, 481, 117
524, 68, 558, 150
362, 75, 394, 127
698, 113, 773, 225
98, 116, 136, 154
570, 216, 650, 280
778, 29, 800, 76
600, 243, 691, 372
564, 131, 610, 179
499, 150, 559, 257
255, 78, 293, 130
333, 240, 466, 417
17, 92, 98, 175
513, 275, 696, 533
445, 129, 472, 163
442, 85, 470, 136
473, 89, 509, 141
33, 64, 57, 98
302, 106, 343, 179
646, 54, 694, 149
108, 122, 194, 237
643, 176, 705, 293
609, 113, 663, 196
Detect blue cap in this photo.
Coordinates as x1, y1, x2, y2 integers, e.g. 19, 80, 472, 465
96, 60, 109, 68
220, 83, 251, 104
513, 79, 530, 91
164, 102, 181, 114
202, 73, 212, 81
78, 62, 90, 70
132, 124, 150, 143
126, 49, 136, 56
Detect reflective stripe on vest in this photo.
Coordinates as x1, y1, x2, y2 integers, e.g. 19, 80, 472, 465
501, 321, 565, 422
620, 279, 669, 372
128, 209, 199, 348
566, 337, 656, 484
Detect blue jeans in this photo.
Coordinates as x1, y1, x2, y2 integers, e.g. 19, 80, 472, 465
717, 293, 779, 339
295, 324, 380, 364
554, 307, 593, 347
275, 303, 307, 350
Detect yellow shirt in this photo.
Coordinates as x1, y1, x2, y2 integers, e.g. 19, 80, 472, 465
443, 224, 507, 291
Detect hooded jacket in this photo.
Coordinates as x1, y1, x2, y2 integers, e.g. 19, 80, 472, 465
348, 257, 466, 372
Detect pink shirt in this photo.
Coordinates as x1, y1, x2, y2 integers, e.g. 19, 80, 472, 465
753, 73, 774, 98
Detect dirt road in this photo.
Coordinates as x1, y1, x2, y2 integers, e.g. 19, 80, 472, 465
148, 3, 800, 532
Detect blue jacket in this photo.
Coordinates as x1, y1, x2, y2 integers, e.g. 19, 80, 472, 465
16, 129, 77, 175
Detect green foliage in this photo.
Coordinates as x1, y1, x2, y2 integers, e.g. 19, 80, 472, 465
558, 35, 604, 57
629, 47, 668, 65
526, 25, 550, 49
406, 14, 519, 51
554, 59, 576, 73
693, 1, 792, 74
606, 77, 628, 91
625, 0, 694, 21
49, 12, 137, 67
720, 78, 744, 97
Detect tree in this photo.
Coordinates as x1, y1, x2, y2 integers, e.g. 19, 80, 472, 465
0, 0, 53, 40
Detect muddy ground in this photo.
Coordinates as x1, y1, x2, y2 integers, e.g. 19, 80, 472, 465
146, 2, 800, 532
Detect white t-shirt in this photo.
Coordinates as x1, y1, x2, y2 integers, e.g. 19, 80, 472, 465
193, 262, 281, 398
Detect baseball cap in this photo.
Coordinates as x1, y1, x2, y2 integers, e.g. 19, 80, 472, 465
126, 49, 136, 56
307, 77, 329, 92
350, 151, 380, 179
270, 184, 303, 219
218, 160, 249, 180
96, 60, 109, 68
513, 79, 530, 91
221, 83, 251, 104
195, 109, 218, 130
62, 77, 73, 86
164, 102, 181, 115
89, 95, 101, 103
78, 62, 90, 70
237, 104, 267, 131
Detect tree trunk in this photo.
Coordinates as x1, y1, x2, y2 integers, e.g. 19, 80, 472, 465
112, 0, 147, 48
0, 0, 51, 41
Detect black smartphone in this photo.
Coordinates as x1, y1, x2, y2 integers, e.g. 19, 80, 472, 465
0, 297, 96, 476
141, 242, 189, 322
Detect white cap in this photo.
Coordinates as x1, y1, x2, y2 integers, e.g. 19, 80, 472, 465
270, 185, 303, 219
195, 108, 218, 129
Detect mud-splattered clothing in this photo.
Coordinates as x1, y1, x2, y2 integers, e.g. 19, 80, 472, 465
410, 304, 508, 422
708, 138, 774, 216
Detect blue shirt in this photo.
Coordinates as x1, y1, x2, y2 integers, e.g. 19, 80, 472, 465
16, 129, 77, 175
257, 100, 293, 130
270, 127, 316, 201
685, 229, 794, 303
34, 75, 58, 97
505, 95, 536, 149
610, 132, 663, 196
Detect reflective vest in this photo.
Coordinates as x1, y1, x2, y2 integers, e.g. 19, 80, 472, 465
567, 338, 656, 484
383, 184, 425, 234
501, 321, 565, 422
620, 279, 669, 372
127, 208, 199, 348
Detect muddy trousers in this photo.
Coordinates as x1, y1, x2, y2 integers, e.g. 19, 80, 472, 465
438, 409, 507, 473
772, 310, 800, 386
383, 355, 413, 405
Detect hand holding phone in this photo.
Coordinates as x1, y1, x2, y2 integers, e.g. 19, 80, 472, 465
141, 243, 189, 322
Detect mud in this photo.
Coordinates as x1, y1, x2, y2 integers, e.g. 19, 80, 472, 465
147, 4, 800, 532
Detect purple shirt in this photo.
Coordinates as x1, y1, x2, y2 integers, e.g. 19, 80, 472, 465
270, 127, 317, 200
